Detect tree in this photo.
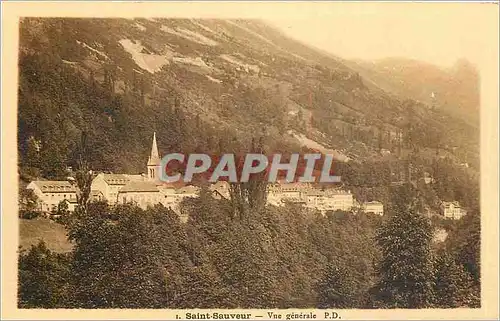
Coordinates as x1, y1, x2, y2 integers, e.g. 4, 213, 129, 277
317, 263, 358, 308
374, 192, 436, 308
24, 136, 42, 176
18, 241, 71, 308
72, 131, 96, 216
39, 141, 67, 180
228, 137, 268, 220
434, 252, 479, 308
53, 199, 72, 224
19, 187, 40, 219
444, 211, 481, 288
67, 203, 172, 308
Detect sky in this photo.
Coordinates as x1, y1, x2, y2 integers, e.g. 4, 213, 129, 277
266, 3, 498, 69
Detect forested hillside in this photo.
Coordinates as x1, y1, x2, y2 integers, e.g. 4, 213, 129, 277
17, 18, 481, 309
18, 18, 479, 180
18, 184, 480, 308
346, 58, 480, 125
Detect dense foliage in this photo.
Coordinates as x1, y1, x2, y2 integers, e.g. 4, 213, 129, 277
17, 17, 481, 310
18, 185, 480, 309
18, 18, 479, 181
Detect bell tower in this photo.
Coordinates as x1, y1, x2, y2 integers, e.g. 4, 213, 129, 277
147, 132, 160, 181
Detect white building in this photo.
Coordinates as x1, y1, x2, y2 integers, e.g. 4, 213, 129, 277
90, 133, 162, 204
25, 133, 196, 214
267, 182, 307, 206
267, 182, 354, 213
25, 133, 366, 217
158, 185, 179, 209
26, 180, 78, 212
117, 181, 162, 209
380, 149, 391, 156
176, 185, 201, 199
423, 172, 434, 184
304, 189, 354, 212
277, 183, 305, 199
441, 201, 466, 220
209, 181, 230, 199
361, 201, 384, 215
91, 173, 131, 204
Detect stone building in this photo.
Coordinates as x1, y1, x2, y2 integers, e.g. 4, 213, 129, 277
90, 173, 131, 205
267, 182, 355, 213
117, 181, 162, 209
361, 201, 384, 215
440, 201, 467, 220
26, 133, 374, 217
26, 180, 78, 212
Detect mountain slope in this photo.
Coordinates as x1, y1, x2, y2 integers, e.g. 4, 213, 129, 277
344, 57, 480, 125
17, 18, 479, 180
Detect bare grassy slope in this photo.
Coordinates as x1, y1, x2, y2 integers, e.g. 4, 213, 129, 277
19, 218, 73, 253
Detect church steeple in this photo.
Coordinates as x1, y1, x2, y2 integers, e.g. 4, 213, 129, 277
149, 132, 160, 164
147, 132, 160, 180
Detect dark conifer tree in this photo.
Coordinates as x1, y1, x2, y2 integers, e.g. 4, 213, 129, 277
434, 252, 479, 308
317, 264, 358, 308
374, 187, 436, 308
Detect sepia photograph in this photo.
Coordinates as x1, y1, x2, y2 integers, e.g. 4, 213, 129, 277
2, 1, 499, 320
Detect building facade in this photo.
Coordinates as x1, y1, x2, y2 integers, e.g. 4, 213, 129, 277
267, 182, 355, 213
118, 181, 162, 209
90, 173, 130, 204
361, 201, 384, 215
209, 181, 230, 199
25, 133, 374, 218
304, 190, 354, 212
441, 201, 466, 220
26, 180, 78, 212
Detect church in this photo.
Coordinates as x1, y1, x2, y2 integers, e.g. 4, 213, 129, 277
146, 132, 161, 181
90, 132, 200, 211
27, 133, 200, 215
26, 133, 383, 217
